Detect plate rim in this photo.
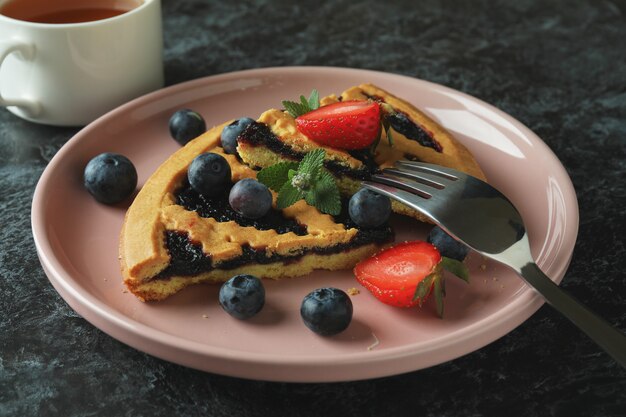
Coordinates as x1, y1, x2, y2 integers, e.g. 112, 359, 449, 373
31, 66, 579, 381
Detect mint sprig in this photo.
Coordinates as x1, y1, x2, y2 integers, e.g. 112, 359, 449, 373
257, 149, 340, 215
282, 89, 320, 118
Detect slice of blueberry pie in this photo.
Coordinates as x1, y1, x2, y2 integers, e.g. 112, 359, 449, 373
119, 124, 393, 301
236, 83, 486, 223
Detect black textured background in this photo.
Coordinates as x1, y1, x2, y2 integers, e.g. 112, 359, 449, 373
1, 0, 625, 416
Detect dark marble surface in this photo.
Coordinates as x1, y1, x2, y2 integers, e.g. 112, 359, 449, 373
1, 0, 625, 416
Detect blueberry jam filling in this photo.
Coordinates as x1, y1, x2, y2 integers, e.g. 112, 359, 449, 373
387, 112, 442, 152
363, 93, 443, 152
347, 148, 379, 174
176, 179, 307, 235
237, 122, 374, 180
157, 193, 393, 280
155, 231, 212, 278
154, 221, 393, 280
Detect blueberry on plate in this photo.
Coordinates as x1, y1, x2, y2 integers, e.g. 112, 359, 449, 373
229, 178, 272, 219
188, 152, 231, 197
300, 288, 353, 336
220, 117, 255, 154
83, 152, 137, 204
348, 188, 391, 228
219, 274, 265, 320
169, 109, 206, 145
427, 225, 469, 261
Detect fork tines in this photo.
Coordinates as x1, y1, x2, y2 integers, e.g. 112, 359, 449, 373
364, 161, 460, 200
396, 161, 460, 181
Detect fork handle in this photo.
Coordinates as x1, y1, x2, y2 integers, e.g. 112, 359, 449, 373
520, 263, 626, 368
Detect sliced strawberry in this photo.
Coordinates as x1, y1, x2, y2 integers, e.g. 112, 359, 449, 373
295, 101, 381, 150
354, 241, 441, 309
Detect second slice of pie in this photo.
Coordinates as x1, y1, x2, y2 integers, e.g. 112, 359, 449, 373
236, 83, 486, 223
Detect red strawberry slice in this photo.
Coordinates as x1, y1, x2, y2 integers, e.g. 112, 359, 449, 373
295, 101, 381, 150
354, 241, 442, 309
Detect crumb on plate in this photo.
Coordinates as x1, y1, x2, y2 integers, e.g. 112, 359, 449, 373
347, 287, 360, 296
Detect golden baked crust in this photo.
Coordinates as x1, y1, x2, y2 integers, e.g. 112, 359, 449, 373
124, 244, 381, 302
237, 83, 486, 222
119, 123, 390, 301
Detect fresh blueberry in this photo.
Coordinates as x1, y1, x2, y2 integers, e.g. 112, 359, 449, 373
83, 152, 137, 204
300, 288, 353, 336
169, 109, 206, 145
221, 117, 255, 154
219, 274, 265, 320
229, 178, 272, 219
187, 152, 231, 197
348, 188, 391, 228
427, 226, 469, 261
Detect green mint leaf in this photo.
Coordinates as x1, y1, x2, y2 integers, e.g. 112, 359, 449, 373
276, 182, 304, 209
413, 273, 435, 307
308, 89, 320, 110
298, 148, 326, 180
310, 170, 341, 215
282, 100, 310, 118
434, 276, 445, 318
257, 162, 299, 192
441, 257, 470, 283
281, 89, 320, 118
304, 189, 317, 207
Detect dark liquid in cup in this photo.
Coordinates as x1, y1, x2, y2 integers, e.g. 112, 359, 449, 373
0, 0, 142, 24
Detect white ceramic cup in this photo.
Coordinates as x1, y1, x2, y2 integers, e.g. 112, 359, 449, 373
0, 0, 163, 126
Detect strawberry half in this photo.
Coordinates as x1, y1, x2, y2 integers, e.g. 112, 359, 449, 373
354, 241, 442, 309
295, 100, 381, 150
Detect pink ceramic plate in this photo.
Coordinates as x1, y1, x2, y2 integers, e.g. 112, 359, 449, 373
31, 67, 578, 382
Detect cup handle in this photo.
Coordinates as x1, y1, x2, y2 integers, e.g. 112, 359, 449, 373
0, 40, 41, 115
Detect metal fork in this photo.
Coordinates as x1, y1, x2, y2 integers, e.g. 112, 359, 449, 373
363, 161, 626, 368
